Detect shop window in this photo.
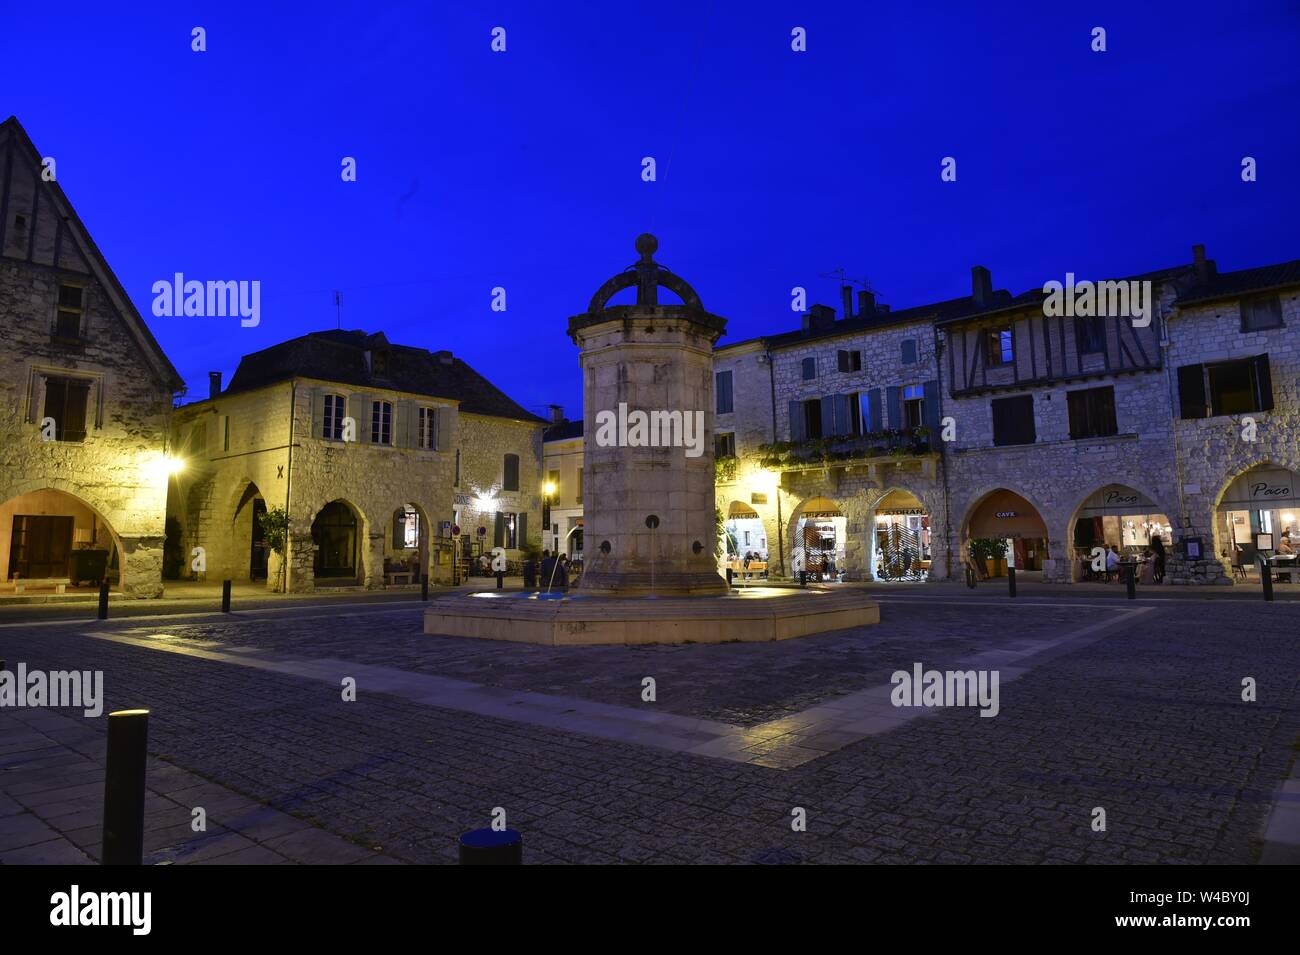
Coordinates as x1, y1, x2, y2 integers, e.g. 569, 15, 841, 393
1241, 295, 1283, 332
715, 370, 733, 414
991, 394, 1035, 446
1067, 386, 1117, 439
393, 506, 420, 548
42, 375, 90, 442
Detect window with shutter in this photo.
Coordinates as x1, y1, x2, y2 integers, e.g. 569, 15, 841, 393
715, 371, 733, 414
41, 375, 91, 442
991, 395, 1035, 446
1066, 386, 1117, 439
503, 454, 520, 491
901, 340, 918, 364
801, 357, 816, 380
1241, 296, 1283, 332
1176, 364, 1207, 419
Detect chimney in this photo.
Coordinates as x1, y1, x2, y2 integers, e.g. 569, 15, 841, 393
858, 290, 876, 320
548, 404, 565, 425
1192, 244, 1215, 282
806, 304, 836, 331
433, 349, 454, 365
840, 286, 854, 321
971, 266, 993, 309
208, 371, 222, 399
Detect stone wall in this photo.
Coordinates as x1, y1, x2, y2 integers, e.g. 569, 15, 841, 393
455, 412, 544, 560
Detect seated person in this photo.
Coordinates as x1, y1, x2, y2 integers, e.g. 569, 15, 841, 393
1278, 534, 1295, 555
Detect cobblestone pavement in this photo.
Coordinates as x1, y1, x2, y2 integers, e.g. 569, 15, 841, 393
1, 596, 1297, 864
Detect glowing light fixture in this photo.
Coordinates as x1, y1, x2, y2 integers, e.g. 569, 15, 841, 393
542, 480, 557, 497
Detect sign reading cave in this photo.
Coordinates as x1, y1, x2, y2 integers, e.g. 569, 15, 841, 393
995, 511, 1017, 518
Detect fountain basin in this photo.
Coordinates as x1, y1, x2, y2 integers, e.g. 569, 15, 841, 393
423, 587, 880, 646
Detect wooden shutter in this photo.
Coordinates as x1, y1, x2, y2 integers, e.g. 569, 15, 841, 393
26, 370, 43, 423
349, 394, 370, 442
837, 350, 848, 372
1176, 364, 1206, 419
788, 401, 805, 441
311, 389, 325, 438
866, 389, 882, 434
493, 511, 505, 547
923, 380, 941, 434
504, 454, 520, 491
886, 387, 902, 430
65, 380, 89, 441
901, 340, 918, 364
393, 401, 409, 448
819, 397, 835, 437
517, 513, 528, 549
1253, 354, 1274, 411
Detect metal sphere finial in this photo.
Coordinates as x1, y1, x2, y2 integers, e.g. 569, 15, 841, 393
635, 233, 658, 261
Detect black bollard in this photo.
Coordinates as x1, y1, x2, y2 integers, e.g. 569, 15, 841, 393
495, 570, 504, 590
221, 579, 232, 613
966, 563, 976, 589
726, 567, 733, 588
1007, 566, 1016, 598
102, 709, 149, 865
97, 580, 109, 620
421, 573, 429, 601
458, 828, 522, 865
1126, 565, 1136, 600
1260, 557, 1274, 603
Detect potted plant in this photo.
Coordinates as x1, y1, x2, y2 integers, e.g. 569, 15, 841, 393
969, 537, 1009, 577
257, 505, 291, 593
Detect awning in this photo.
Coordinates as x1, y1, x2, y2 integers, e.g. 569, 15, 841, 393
727, 501, 759, 518
1075, 484, 1162, 519
875, 489, 925, 516
967, 490, 1047, 540
1218, 467, 1300, 511
797, 495, 842, 519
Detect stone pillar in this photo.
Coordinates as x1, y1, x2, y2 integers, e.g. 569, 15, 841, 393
286, 529, 316, 593
568, 235, 728, 595
119, 536, 164, 597
364, 530, 385, 589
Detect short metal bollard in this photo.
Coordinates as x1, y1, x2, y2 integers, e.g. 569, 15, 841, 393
102, 709, 149, 865
458, 828, 522, 865
1007, 566, 1016, 598
726, 567, 733, 588
221, 579, 232, 613
97, 580, 110, 620
421, 573, 429, 601
495, 570, 504, 590
1260, 557, 1274, 603
1126, 565, 1136, 600
799, 570, 807, 588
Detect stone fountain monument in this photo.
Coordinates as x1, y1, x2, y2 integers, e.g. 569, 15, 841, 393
424, 236, 879, 645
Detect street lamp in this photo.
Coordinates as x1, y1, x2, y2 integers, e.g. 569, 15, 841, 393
542, 480, 556, 549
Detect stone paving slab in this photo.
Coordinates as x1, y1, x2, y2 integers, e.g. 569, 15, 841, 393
0, 598, 1296, 864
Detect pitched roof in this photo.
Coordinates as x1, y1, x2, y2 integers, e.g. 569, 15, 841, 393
1175, 258, 1300, 306
1, 116, 183, 391
224, 329, 546, 424
543, 418, 584, 442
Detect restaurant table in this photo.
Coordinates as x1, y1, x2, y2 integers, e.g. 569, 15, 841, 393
1265, 554, 1300, 583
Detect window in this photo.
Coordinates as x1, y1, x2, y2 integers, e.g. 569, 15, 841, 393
1241, 296, 1283, 332
370, 400, 392, 444
844, 393, 863, 435
859, 391, 879, 433
1177, 356, 1274, 418
1067, 386, 1117, 439
716, 370, 734, 414
503, 453, 520, 491
323, 394, 346, 440
1076, 316, 1105, 354
901, 340, 918, 364
991, 395, 1035, 446
837, 350, 862, 372
902, 384, 925, 430
496, 512, 519, 549
394, 506, 420, 548
985, 327, 1014, 365
417, 407, 437, 449
42, 375, 90, 442
55, 285, 85, 340
715, 432, 736, 458
804, 398, 823, 438
801, 357, 817, 380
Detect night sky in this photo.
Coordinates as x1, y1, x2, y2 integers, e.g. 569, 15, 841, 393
6, 1, 1298, 418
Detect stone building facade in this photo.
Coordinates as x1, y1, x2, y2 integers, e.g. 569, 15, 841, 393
168, 330, 544, 592
0, 116, 184, 596
560, 245, 1300, 587
542, 411, 585, 558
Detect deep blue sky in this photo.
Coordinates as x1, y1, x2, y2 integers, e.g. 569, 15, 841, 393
6, 1, 1299, 418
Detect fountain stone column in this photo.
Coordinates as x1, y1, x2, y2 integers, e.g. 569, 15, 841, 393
568, 234, 728, 595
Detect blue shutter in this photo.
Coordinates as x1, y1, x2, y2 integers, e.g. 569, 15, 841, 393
835, 394, 851, 435
923, 379, 941, 434
788, 401, 805, 441
866, 389, 882, 434
886, 387, 902, 430
820, 397, 835, 438
901, 340, 918, 364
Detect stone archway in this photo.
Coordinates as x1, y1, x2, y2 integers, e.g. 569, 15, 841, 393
787, 495, 847, 581
309, 499, 367, 586
961, 487, 1050, 579
868, 486, 933, 582
1066, 483, 1175, 582
0, 486, 126, 592
1211, 461, 1300, 582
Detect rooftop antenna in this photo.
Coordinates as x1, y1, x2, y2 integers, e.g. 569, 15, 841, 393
333, 290, 341, 329
818, 268, 873, 291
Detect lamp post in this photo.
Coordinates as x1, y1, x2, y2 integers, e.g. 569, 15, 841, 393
542, 480, 556, 552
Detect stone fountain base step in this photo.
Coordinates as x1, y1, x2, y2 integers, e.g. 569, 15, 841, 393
423, 587, 880, 646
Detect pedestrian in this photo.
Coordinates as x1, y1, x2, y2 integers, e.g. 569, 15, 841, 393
1105, 544, 1119, 582
1150, 535, 1166, 583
